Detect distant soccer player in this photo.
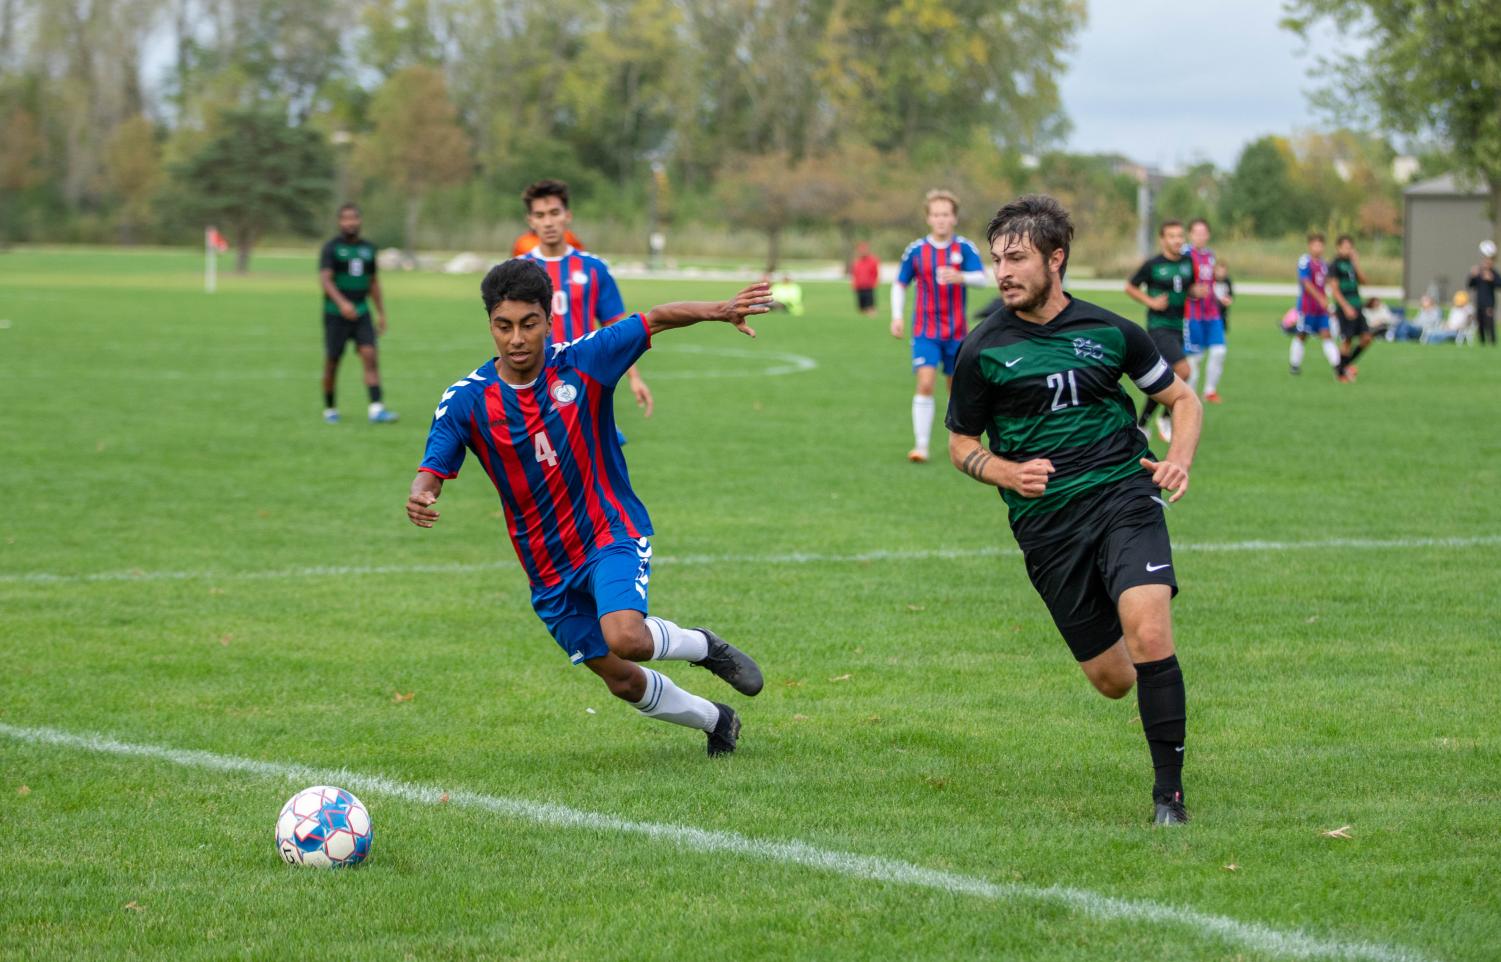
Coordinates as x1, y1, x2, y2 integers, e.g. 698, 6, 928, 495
1290, 232, 1344, 378
1183, 219, 1227, 402
406, 259, 767, 755
946, 194, 1202, 825
519, 179, 652, 418
1125, 221, 1193, 440
319, 203, 397, 424
890, 189, 987, 463
1329, 235, 1372, 379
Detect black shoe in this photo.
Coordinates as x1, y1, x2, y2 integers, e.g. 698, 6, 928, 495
1289, 365, 1301, 376
707, 703, 740, 757
690, 627, 764, 696
1153, 790, 1189, 826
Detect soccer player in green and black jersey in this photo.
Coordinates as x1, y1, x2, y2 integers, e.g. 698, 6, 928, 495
1125, 221, 1193, 442
946, 195, 1203, 826
319, 203, 397, 424
1329, 235, 1371, 380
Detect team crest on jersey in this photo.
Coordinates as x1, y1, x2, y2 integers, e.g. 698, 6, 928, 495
570, 270, 589, 286
1072, 338, 1105, 360
949, 248, 964, 266
551, 381, 579, 406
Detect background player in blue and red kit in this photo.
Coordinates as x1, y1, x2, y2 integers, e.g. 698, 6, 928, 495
1183, 219, 1228, 403
1290, 232, 1344, 379
519, 179, 653, 420
405, 259, 767, 757
889, 189, 988, 463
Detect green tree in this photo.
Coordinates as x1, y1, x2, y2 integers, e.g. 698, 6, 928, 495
1222, 136, 1311, 237
102, 115, 161, 243
1284, 0, 1501, 231
357, 64, 472, 250
168, 108, 333, 272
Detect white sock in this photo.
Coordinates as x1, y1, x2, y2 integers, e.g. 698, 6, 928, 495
1205, 345, 1226, 393
1185, 355, 1201, 393
912, 395, 935, 453
1321, 338, 1341, 368
645, 616, 709, 661
1289, 338, 1305, 368
631, 668, 719, 731
368, 401, 385, 415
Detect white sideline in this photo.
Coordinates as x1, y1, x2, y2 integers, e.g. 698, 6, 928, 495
0, 722, 1426, 962
3, 534, 1499, 587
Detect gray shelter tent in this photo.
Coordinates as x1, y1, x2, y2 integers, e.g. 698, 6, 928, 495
1403, 174, 1497, 301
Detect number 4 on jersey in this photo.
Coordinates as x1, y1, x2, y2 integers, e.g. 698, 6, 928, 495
533, 430, 559, 467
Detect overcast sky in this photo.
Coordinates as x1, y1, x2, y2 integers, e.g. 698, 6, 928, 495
1058, 1, 1355, 171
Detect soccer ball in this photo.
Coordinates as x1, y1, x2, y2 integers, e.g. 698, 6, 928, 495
275, 785, 372, 868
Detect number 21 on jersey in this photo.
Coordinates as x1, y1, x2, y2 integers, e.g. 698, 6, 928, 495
1046, 370, 1081, 411
533, 430, 559, 467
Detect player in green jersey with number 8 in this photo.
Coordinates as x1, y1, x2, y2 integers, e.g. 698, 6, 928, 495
946, 195, 1203, 826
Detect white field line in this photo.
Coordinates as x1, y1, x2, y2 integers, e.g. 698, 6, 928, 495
0, 722, 1427, 962
3, 535, 1499, 588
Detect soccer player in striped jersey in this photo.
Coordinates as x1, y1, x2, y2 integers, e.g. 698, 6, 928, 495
1290, 233, 1344, 378
406, 259, 768, 756
1183, 219, 1227, 403
519, 179, 653, 419
889, 189, 988, 463
946, 195, 1202, 825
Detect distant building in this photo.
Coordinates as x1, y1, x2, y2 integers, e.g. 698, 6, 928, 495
1402, 173, 1496, 301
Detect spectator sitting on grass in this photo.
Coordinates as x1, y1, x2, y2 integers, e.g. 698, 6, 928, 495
1363, 297, 1394, 338
770, 274, 805, 316
1424, 291, 1472, 344
1404, 295, 1441, 342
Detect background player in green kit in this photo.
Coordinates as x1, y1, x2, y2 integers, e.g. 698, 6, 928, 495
1125, 221, 1193, 442
319, 203, 397, 424
1329, 235, 1371, 380
946, 194, 1203, 826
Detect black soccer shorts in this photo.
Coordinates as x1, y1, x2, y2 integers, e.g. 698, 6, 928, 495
1340, 309, 1369, 339
1148, 326, 1186, 367
323, 311, 376, 360
1020, 473, 1178, 662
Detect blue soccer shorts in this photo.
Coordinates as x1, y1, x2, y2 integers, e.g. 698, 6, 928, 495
1298, 313, 1330, 335
912, 336, 962, 375
1185, 318, 1226, 354
530, 537, 652, 665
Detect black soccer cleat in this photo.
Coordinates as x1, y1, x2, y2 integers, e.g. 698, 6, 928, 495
690, 627, 764, 696
1153, 791, 1190, 826
707, 703, 740, 757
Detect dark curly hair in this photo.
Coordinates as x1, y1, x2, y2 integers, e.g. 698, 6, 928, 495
522, 179, 570, 213
986, 194, 1075, 279
481, 258, 553, 316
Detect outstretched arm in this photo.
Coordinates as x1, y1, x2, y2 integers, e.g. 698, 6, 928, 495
947, 432, 1055, 497
406, 471, 444, 527
645, 281, 772, 337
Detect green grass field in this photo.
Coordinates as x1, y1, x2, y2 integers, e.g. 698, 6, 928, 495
1, 248, 1498, 961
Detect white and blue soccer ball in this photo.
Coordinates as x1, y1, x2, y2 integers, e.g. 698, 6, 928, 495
275, 786, 372, 868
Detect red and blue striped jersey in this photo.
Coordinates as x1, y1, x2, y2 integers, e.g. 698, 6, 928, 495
418, 315, 653, 588
1185, 246, 1221, 321
521, 247, 627, 344
896, 236, 983, 340
1297, 254, 1328, 316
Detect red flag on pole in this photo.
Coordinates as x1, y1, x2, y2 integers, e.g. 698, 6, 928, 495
207, 227, 229, 252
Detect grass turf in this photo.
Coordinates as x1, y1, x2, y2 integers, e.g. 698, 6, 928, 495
1, 247, 1498, 961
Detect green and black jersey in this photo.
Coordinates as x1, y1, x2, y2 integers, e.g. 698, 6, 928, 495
1330, 256, 1360, 304
946, 295, 1176, 547
319, 235, 377, 317
1128, 253, 1193, 333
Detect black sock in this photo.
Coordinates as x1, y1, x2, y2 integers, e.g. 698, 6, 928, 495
1347, 342, 1366, 364
324, 390, 335, 409
1138, 398, 1159, 427
1135, 655, 1186, 799
368, 384, 383, 404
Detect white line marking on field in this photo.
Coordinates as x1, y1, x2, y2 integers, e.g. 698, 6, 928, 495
0, 722, 1427, 962
3, 534, 1498, 587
